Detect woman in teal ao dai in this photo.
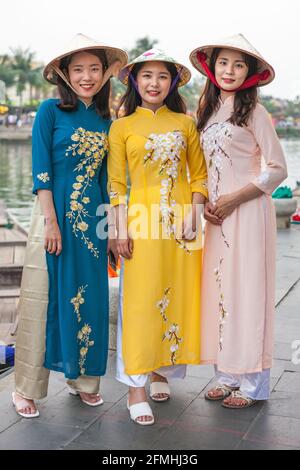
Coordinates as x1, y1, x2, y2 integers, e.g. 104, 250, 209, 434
32, 98, 111, 377
12, 35, 127, 418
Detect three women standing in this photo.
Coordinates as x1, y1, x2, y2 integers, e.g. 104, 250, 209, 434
13, 34, 127, 417
13, 32, 287, 422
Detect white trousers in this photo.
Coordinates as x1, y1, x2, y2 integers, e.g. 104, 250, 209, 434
214, 365, 270, 400
116, 263, 186, 387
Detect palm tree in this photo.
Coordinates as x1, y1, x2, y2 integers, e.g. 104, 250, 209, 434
10, 47, 36, 105
27, 66, 44, 104
0, 55, 15, 101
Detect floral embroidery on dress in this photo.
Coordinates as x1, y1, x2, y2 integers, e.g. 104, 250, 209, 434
156, 287, 183, 365
71, 285, 87, 323
78, 324, 94, 376
144, 130, 190, 253
214, 258, 228, 351
71, 285, 94, 375
201, 122, 232, 248
256, 171, 270, 185
65, 128, 108, 258
37, 172, 50, 183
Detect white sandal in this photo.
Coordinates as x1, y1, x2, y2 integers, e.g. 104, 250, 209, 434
127, 400, 154, 426
67, 386, 104, 407
150, 381, 170, 402
12, 392, 40, 418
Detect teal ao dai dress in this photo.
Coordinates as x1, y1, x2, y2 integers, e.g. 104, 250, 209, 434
32, 98, 110, 379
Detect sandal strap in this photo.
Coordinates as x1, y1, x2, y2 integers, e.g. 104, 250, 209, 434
150, 381, 170, 397
128, 401, 154, 421
214, 384, 236, 393
230, 390, 255, 404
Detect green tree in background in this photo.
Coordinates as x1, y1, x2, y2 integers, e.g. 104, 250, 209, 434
10, 47, 43, 105
128, 36, 158, 61
180, 75, 205, 115
0, 55, 15, 102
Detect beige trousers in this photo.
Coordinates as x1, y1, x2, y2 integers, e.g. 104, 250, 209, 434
14, 197, 100, 399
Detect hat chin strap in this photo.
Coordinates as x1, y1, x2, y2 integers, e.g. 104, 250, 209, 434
52, 60, 122, 98
196, 51, 270, 92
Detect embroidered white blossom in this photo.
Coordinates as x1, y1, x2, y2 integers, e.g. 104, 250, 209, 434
37, 172, 50, 183
144, 130, 191, 253
256, 171, 270, 185
201, 122, 232, 205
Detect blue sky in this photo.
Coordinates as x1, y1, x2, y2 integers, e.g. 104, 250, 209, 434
1, 0, 299, 99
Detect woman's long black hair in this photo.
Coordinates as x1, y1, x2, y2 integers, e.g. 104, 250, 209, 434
197, 48, 259, 131
56, 49, 111, 120
117, 62, 187, 117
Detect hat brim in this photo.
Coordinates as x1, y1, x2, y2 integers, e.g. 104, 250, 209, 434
118, 59, 191, 87
189, 45, 275, 87
44, 45, 128, 85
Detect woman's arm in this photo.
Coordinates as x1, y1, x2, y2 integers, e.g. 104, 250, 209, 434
38, 189, 62, 256
113, 204, 133, 259
182, 118, 208, 239
108, 120, 133, 259
212, 184, 263, 220
32, 100, 61, 255
213, 105, 287, 221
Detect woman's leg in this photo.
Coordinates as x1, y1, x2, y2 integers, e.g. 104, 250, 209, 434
150, 364, 186, 400
223, 369, 270, 406
205, 365, 240, 400
67, 375, 101, 404
14, 197, 50, 415
116, 262, 152, 423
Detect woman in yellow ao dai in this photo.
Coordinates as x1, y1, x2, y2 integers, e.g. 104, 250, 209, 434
108, 49, 208, 425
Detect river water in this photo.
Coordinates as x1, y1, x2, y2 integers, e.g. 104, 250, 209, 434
0, 140, 299, 231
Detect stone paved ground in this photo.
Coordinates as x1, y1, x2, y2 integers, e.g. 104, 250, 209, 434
0, 227, 299, 450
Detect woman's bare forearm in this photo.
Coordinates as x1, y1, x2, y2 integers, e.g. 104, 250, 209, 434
37, 189, 57, 222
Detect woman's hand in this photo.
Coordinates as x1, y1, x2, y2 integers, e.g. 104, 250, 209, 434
204, 202, 223, 225
44, 217, 62, 256
212, 193, 239, 220
116, 233, 133, 260
182, 204, 203, 240
107, 238, 119, 265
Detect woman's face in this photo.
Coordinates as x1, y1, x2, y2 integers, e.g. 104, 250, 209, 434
136, 61, 172, 111
68, 51, 103, 103
215, 48, 249, 91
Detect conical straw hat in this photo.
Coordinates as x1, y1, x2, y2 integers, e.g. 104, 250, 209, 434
119, 48, 191, 87
44, 33, 128, 84
189, 34, 275, 87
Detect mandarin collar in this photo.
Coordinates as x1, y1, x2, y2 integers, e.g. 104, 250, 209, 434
78, 99, 95, 110
136, 105, 168, 116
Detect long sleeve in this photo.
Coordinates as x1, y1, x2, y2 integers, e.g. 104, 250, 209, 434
251, 104, 288, 195
99, 155, 110, 205
98, 121, 111, 206
186, 117, 208, 198
32, 100, 55, 195
107, 119, 127, 207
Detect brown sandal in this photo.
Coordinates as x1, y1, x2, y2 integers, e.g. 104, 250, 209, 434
222, 390, 258, 408
205, 384, 239, 401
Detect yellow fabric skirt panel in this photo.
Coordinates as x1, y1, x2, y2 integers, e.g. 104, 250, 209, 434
122, 237, 202, 375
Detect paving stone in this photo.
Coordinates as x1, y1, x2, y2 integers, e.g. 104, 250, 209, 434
0, 420, 82, 450
151, 414, 249, 450
244, 414, 300, 449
